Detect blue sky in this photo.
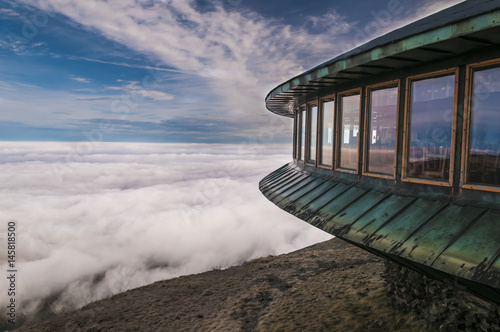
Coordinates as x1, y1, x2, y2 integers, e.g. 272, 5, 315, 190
0, 0, 463, 143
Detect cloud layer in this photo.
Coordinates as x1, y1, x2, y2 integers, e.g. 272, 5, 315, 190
0, 141, 331, 321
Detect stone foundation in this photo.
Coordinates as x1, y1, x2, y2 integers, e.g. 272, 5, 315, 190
384, 260, 500, 332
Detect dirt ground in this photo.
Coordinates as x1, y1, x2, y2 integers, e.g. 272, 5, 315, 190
14, 238, 434, 332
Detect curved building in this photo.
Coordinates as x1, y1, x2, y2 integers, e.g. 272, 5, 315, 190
260, 0, 500, 304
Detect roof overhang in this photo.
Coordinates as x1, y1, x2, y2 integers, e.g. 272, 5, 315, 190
266, 0, 500, 117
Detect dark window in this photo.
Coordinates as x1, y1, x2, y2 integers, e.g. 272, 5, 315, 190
468, 66, 500, 186
339, 93, 360, 170
406, 74, 455, 181
366, 86, 398, 175
319, 99, 335, 166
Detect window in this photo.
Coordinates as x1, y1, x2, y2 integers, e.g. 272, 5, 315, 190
307, 104, 318, 164
365, 84, 399, 176
338, 91, 361, 171
465, 62, 500, 188
294, 112, 300, 159
300, 107, 306, 161
319, 97, 335, 167
405, 71, 457, 183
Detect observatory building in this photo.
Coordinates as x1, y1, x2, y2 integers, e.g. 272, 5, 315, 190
260, 0, 500, 304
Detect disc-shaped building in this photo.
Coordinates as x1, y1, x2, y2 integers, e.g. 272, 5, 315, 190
260, 0, 500, 303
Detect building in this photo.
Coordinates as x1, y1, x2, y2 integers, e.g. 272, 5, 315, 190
260, 0, 500, 304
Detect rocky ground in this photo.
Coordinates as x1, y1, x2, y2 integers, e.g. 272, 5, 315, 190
13, 238, 434, 332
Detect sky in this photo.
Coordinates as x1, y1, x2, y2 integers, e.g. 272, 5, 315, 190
0, 0, 465, 143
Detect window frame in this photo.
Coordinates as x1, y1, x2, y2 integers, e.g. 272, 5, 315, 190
317, 94, 336, 170
363, 80, 400, 180
402, 68, 459, 187
462, 58, 500, 192
297, 105, 306, 163
335, 88, 362, 174
306, 100, 319, 166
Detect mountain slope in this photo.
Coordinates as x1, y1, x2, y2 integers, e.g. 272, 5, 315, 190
15, 238, 428, 332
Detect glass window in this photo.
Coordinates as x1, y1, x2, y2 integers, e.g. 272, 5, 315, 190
295, 112, 300, 159
308, 105, 318, 163
301, 108, 306, 161
339, 93, 360, 170
320, 99, 335, 166
468, 66, 500, 186
367, 86, 398, 175
406, 74, 455, 181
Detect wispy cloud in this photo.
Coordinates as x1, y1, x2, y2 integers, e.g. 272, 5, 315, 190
67, 55, 184, 74
17, 0, 351, 118
0, 7, 20, 18
68, 75, 91, 83
105, 80, 175, 101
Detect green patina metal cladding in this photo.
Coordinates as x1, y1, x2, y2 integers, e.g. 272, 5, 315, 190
259, 164, 500, 302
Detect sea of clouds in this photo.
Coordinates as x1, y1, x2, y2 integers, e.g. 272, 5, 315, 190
0, 141, 331, 321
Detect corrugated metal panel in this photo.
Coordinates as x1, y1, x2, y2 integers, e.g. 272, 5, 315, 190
260, 164, 500, 302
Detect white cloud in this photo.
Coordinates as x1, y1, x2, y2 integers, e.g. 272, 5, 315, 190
0, 7, 21, 18
68, 75, 91, 83
18, 0, 463, 125
0, 142, 330, 321
17, 0, 352, 120
106, 80, 175, 101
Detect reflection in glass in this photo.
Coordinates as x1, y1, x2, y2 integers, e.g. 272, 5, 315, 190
367, 87, 398, 175
308, 105, 318, 162
320, 100, 334, 166
301, 109, 306, 161
407, 75, 455, 181
339, 94, 360, 170
468, 66, 500, 186
295, 113, 300, 159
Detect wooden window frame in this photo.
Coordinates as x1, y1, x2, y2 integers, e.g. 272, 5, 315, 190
363, 80, 400, 180
297, 105, 306, 163
461, 58, 500, 193
306, 100, 319, 166
335, 88, 362, 174
317, 94, 336, 170
402, 68, 459, 187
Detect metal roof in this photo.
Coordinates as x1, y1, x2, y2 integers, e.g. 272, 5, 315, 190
260, 164, 500, 303
266, 0, 500, 117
